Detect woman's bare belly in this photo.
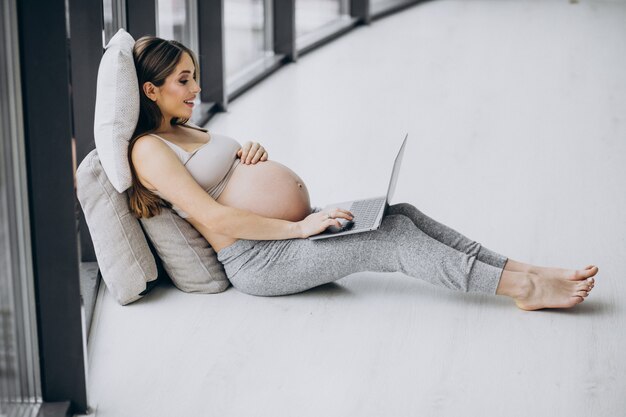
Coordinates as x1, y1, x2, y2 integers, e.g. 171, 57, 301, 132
186, 160, 312, 253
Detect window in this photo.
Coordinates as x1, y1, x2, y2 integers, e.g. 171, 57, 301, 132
369, 0, 413, 18
102, 0, 126, 46
224, 0, 273, 81
156, 0, 199, 55
296, 0, 348, 38
0, 0, 42, 413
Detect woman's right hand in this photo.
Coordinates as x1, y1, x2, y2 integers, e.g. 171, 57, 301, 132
296, 208, 354, 238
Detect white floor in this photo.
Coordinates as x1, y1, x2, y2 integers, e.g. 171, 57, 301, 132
83, 1, 626, 416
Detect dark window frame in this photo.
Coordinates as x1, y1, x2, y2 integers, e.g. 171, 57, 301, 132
17, 0, 88, 414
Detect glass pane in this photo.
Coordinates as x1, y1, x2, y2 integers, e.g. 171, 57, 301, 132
157, 0, 187, 43
102, 0, 126, 47
0, 143, 15, 405
156, 0, 198, 55
0, 0, 41, 411
224, 0, 267, 78
296, 0, 342, 38
369, 0, 410, 16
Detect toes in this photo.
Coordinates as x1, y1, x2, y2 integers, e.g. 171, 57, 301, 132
572, 296, 585, 304
577, 281, 593, 291
575, 290, 590, 298
576, 267, 598, 280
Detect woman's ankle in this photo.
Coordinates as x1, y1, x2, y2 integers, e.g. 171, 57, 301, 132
496, 270, 532, 299
503, 258, 534, 274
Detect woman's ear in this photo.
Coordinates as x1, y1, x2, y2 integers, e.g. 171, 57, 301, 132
142, 81, 158, 102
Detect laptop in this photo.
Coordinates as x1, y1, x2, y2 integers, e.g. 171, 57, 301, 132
308, 133, 408, 240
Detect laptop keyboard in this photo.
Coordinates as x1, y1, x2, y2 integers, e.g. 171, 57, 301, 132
350, 198, 385, 229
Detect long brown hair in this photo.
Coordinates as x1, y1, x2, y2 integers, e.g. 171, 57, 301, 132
127, 36, 200, 219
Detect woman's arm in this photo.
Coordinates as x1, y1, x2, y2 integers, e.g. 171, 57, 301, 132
132, 136, 301, 240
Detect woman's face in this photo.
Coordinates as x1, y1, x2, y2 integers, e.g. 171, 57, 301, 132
149, 52, 201, 122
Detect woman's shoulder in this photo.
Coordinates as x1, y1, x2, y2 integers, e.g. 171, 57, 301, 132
131, 132, 174, 162
132, 123, 211, 153
132, 132, 165, 148
130, 133, 185, 191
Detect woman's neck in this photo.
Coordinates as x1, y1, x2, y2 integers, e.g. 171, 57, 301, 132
156, 117, 176, 134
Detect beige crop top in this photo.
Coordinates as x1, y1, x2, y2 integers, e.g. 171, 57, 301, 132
150, 125, 241, 219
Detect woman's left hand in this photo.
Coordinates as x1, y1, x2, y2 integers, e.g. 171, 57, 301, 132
237, 141, 268, 164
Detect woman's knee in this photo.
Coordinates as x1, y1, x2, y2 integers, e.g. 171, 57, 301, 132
389, 202, 414, 212
388, 202, 421, 217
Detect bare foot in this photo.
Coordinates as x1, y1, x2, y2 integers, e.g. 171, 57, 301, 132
513, 265, 599, 311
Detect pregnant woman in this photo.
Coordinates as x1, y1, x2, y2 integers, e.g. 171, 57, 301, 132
128, 36, 598, 311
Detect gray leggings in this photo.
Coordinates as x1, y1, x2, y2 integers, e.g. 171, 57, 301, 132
216, 203, 508, 296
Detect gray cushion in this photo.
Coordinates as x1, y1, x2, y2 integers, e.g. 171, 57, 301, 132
139, 206, 230, 294
76, 149, 157, 305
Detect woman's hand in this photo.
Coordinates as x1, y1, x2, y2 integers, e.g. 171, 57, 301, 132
237, 141, 268, 164
296, 208, 354, 239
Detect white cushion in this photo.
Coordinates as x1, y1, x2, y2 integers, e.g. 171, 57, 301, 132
93, 28, 139, 193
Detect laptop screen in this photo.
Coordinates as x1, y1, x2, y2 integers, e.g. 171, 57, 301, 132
385, 133, 408, 203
